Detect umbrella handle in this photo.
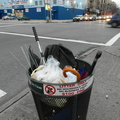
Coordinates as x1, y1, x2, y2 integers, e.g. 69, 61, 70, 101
63, 68, 81, 81
31, 65, 44, 78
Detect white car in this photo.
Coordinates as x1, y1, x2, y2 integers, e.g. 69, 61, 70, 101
88, 15, 97, 21
73, 15, 84, 22
2, 15, 15, 20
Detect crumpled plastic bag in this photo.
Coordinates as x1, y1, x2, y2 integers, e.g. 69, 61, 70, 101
64, 72, 77, 83
31, 56, 66, 83
31, 55, 79, 83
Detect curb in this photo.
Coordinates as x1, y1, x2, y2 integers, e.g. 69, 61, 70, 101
0, 88, 30, 114
0, 47, 100, 114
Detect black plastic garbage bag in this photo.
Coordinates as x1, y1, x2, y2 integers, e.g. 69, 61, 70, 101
28, 46, 40, 71
44, 44, 77, 69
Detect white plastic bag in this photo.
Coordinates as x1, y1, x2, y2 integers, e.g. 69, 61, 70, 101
32, 56, 65, 83
64, 72, 77, 83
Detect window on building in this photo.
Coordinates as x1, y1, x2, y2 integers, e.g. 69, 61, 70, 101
35, 1, 38, 5
63, 0, 65, 5
39, 1, 42, 5
53, 0, 57, 4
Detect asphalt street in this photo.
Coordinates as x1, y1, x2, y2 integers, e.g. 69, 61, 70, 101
0, 19, 120, 120
1, 46, 120, 120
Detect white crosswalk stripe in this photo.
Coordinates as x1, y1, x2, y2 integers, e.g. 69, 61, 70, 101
0, 89, 7, 98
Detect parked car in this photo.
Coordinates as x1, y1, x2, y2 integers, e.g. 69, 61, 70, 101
100, 15, 106, 20
97, 16, 102, 20
97, 15, 106, 20
83, 15, 89, 21
106, 15, 111, 19
88, 15, 97, 21
83, 14, 96, 21
107, 13, 120, 28
2, 15, 16, 20
17, 15, 30, 21
73, 15, 84, 22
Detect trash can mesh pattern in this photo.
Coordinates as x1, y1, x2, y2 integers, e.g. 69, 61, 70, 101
39, 95, 69, 107
32, 85, 92, 120
28, 59, 93, 120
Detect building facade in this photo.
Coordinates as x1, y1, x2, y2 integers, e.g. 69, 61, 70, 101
86, 0, 117, 15
0, 0, 87, 20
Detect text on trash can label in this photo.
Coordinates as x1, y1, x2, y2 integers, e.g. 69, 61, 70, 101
43, 76, 94, 96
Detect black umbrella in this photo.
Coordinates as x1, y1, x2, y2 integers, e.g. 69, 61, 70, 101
32, 26, 45, 65
28, 46, 40, 71
89, 50, 102, 75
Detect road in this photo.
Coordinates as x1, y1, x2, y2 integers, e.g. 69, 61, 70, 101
0, 20, 120, 112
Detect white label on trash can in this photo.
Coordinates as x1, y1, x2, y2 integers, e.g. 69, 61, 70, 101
43, 76, 94, 96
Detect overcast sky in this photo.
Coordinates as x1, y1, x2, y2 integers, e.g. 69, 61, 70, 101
112, 0, 120, 7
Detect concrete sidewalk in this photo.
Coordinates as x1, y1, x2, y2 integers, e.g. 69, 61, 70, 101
20, 19, 72, 24
0, 19, 73, 24
0, 46, 120, 120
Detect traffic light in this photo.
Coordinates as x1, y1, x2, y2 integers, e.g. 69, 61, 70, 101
45, 4, 51, 11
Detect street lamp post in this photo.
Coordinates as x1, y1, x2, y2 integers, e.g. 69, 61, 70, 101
72, 1, 77, 17
66, 1, 70, 21
44, 0, 52, 22
49, 6, 52, 21
49, 0, 52, 22
67, 8, 69, 21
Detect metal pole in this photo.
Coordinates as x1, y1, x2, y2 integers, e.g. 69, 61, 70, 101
44, 0, 47, 21
49, 0, 52, 22
50, 6, 52, 22
32, 26, 45, 65
67, 9, 69, 21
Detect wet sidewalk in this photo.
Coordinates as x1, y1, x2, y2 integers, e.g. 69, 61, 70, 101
0, 46, 120, 120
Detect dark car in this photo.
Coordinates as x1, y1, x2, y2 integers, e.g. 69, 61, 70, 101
107, 13, 120, 28
17, 15, 30, 21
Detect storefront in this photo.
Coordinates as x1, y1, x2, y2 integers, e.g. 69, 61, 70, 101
12, 5, 25, 17
0, 0, 86, 20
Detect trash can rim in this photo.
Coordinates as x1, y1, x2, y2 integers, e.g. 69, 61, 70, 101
27, 59, 94, 97
27, 59, 94, 85
27, 72, 93, 85
28, 81, 93, 97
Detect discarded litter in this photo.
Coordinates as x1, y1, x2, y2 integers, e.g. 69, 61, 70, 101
106, 95, 109, 99
11, 26, 102, 84
31, 55, 81, 83
10, 26, 103, 120
31, 56, 65, 83
78, 67, 88, 79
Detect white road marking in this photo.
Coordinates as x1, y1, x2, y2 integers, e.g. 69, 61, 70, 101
0, 24, 33, 27
105, 33, 120, 46
0, 89, 7, 98
0, 25, 19, 27
0, 31, 119, 98
0, 23, 13, 24
0, 31, 106, 46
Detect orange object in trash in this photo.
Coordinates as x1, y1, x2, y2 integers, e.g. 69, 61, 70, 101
63, 68, 81, 81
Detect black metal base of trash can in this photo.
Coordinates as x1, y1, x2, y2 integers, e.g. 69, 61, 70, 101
31, 86, 92, 120
28, 59, 94, 120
